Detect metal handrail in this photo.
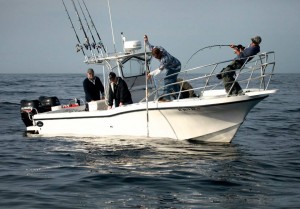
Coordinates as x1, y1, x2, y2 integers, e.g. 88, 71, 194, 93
139, 51, 275, 102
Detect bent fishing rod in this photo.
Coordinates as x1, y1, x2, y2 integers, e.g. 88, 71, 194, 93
81, 0, 106, 54
61, 0, 85, 56
71, 0, 92, 53
77, 0, 100, 54
183, 44, 232, 69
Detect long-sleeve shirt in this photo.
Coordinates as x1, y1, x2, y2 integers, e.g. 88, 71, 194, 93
83, 76, 105, 102
108, 77, 133, 107
146, 41, 181, 76
235, 44, 260, 64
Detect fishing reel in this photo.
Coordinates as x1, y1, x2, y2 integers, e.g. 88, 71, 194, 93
75, 44, 83, 53
91, 42, 96, 49
231, 44, 245, 55
83, 43, 90, 50
232, 44, 245, 50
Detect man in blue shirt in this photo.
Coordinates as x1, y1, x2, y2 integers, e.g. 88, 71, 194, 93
144, 35, 181, 101
217, 36, 261, 95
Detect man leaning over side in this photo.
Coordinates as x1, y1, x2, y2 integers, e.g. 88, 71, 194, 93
107, 72, 133, 109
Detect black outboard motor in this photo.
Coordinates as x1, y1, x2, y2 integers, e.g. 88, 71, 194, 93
39, 96, 61, 112
20, 100, 43, 127
20, 96, 61, 127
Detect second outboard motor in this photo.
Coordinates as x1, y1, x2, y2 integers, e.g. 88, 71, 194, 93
20, 100, 43, 127
39, 96, 61, 112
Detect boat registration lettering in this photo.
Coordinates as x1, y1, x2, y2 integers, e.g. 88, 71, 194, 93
178, 107, 201, 111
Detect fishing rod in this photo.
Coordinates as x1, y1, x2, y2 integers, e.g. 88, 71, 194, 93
77, 0, 99, 54
81, 0, 106, 54
184, 44, 231, 69
71, 0, 92, 52
61, 0, 85, 56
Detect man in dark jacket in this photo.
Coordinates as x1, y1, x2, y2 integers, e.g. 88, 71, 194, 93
83, 68, 105, 102
107, 72, 133, 109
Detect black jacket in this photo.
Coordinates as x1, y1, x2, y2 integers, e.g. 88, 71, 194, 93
83, 76, 104, 102
108, 77, 133, 107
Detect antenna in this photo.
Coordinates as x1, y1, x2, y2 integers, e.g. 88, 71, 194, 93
107, 0, 116, 53
121, 32, 126, 52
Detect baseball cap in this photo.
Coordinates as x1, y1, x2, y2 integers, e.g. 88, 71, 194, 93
251, 36, 262, 44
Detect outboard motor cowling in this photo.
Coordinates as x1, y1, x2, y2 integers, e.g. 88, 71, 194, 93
39, 96, 61, 112
20, 100, 43, 127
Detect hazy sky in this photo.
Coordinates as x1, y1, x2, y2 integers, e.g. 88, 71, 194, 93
0, 0, 299, 74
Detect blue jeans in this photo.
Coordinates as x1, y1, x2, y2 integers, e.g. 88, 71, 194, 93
163, 68, 181, 100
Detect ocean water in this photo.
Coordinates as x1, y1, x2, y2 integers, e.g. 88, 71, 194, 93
0, 73, 299, 209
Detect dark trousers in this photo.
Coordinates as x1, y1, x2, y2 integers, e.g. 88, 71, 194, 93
220, 61, 243, 95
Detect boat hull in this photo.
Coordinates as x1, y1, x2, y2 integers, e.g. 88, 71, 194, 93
27, 92, 271, 143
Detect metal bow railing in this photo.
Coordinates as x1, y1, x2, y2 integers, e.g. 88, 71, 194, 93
140, 51, 275, 102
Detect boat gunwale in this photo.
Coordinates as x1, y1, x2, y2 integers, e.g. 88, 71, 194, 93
32, 93, 271, 121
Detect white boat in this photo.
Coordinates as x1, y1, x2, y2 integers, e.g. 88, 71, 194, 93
20, 1, 277, 143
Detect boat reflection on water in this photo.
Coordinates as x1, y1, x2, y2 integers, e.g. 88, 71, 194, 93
50, 136, 240, 169
25, 134, 272, 208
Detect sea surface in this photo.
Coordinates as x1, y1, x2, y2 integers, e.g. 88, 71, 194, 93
0, 73, 299, 209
